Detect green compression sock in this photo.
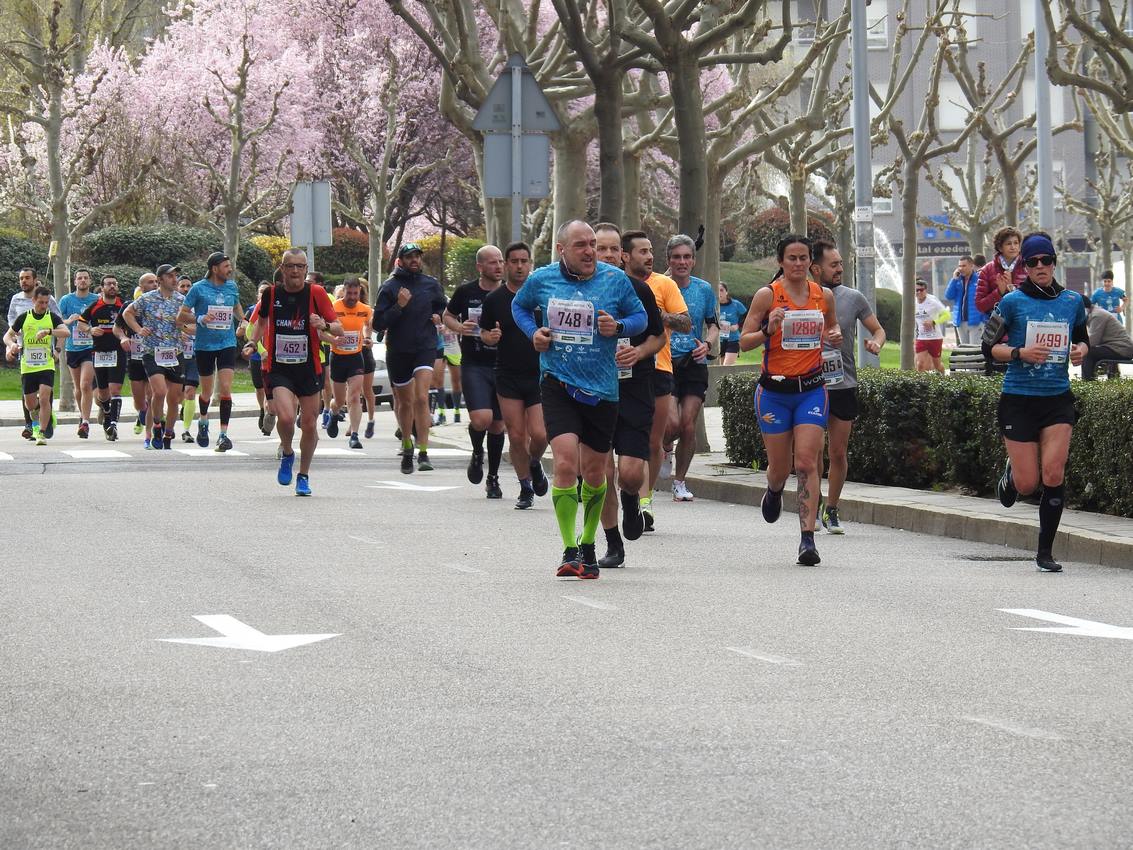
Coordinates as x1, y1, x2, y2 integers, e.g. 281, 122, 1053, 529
580, 480, 608, 545
552, 485, 580, 549
182, 398, 196, 431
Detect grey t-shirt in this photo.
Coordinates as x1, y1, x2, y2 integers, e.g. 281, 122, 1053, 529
822, 284, 874, 389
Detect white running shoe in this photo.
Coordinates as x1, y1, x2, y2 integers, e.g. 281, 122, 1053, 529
672, 480, 694, 502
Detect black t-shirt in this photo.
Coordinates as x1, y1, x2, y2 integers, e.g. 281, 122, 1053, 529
80, 298, 123, 352
479, 285, 540, 377
446, 279, 500, 367
627, 275, 665, 379
259, 283, 318, 370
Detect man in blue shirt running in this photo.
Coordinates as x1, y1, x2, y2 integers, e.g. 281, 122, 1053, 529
1091, 270, 1125, 326
512, 220, 647, 579
59, 268, 100, 438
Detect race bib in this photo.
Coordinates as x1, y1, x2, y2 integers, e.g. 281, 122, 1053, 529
130, 336, 144, 360
719, 319, 732, 336
24, 346, 50, 367
617, 337, 632, 380
181, 334, 195, 357
443, 331, 460, 356
340, 331, 360, 350
94, 350, 118, 368
155, 347, 179, 368
71, 325, 93, 347
468, 306, 483, 325
1025, 321, 1070, 364
275, 332, 308, 364
203, 304, 234, 331
822, 349, 844, 386
548, 297, 594, 345
780, 310, 823, 350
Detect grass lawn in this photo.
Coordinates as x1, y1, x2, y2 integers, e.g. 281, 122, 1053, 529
0, 364, 256, 401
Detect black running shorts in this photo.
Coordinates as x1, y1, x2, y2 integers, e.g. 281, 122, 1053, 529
998, 391, 1077, 443
495, 371, 541, 408
541, 375, 618, 454
612, 375, 654, 460
827, 386, 859, 423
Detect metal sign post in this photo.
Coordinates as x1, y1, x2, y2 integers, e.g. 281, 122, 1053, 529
291, 181, 333, 271
850, 0, 880, 368
474, 54, 560, 243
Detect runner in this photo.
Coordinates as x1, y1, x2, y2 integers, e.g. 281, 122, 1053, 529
374, 242, 447, 473
77, 275, 126, 441
914, 280, 949, 374
250, 248, 343, 495
446, 245, 506, 498
810, 240, 886, 535
178, 251, 246, 452
431, 323, 462, 425
717, 282, 747, 366
358, 279, 378, 440
638, 260, 690, 532
326, 277, 373, 449
4, 285, 69, 445
479, 240, 549, 509
122, 264, 186, 450
177, 275, 201, 442
739, 234, 842, 566
511, 219, 648, 579
59, 268, 100, 438
7, 268, 61, 439
121, 274, 156, 445
984, 233, 1088, 572
664, 234, 719, 502
596, 227, 665, 568
240, 283, 273, 435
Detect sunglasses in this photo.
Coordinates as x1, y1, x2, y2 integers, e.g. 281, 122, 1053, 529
1024, 255, 1056, 268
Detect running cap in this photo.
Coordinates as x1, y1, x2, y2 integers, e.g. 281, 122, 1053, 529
155, 263, 180, 276
1020, 234, 1056, 260
206, 251, 229, 269
398, 242, 423, 258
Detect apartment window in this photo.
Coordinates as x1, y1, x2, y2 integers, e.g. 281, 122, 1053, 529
1019, 2, 1062, 38
1022, 78, 1065, 127
1025, 159, 1067, 211
954, 0, 978, 40
937, 79, 970, 131
866, 0, 888, 49
792, 0, 818, 44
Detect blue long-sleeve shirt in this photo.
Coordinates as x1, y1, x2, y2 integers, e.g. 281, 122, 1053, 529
512, 260, 646, 401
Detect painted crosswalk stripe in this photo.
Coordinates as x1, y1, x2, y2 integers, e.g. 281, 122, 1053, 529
316, 447, 364, 457
725, 647, 801, 666
62, 450, 130, 459
0, 452, 13, 461
173, 448, 249, 457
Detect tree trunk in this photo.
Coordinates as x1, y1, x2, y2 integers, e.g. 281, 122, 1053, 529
224, 205, 241, 271
1002, 164, 1019, 227
968, 223, 987, 258
592, 72, 624, 225
788, 165, 808, 235
700, 162, 723, 288
552, 129, 589, 250
45, 82, 77, 411
1098, 224, 1114, 274
621, 150, 642, 230
668, 52, 708, 239
900, 160, 920, 370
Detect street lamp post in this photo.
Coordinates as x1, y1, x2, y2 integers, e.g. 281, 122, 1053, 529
851, 0, 879, 367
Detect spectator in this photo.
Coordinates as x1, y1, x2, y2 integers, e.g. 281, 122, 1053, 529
976, 226, 1026, 315
1080, 294, 1133, 380
1090, 270, 1126, 326
944, 255, 986, 344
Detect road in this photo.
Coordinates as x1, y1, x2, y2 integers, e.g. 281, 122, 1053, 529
2, 413, 1132, 848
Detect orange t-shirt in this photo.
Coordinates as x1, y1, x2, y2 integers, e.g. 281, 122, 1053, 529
763, 279, 826, 378
645, 272, 688, 374
331, 299, 372, 355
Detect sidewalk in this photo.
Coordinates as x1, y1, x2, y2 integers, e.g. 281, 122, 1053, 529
428, 406, 1133, 571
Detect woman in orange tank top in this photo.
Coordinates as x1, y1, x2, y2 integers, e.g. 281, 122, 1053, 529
739, 235, 841, 566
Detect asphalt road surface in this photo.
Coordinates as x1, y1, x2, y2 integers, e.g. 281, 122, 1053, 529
2, 414, 1131, 848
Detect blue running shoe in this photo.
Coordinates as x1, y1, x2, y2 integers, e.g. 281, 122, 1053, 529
278, 451, 295, 486
295, 473, 311, 496
196, 420, 209, 448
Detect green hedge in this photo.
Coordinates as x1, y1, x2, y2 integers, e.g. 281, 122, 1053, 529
0, 235, 50, 328
719, 369, 1133, 518
314, 228, 370, 275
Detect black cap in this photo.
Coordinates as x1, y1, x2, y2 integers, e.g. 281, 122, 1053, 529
155, 263, 180, 276
397, 242, 423, 258
207, 252, 229, 269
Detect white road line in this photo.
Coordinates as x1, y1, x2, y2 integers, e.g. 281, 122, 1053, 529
0, 452, 12, 461
562, 595, 617, 611
725, 647, 801, 666
62, 449, 130, 459
316, 447, 365, 456
444, 563, 486, 574
173, 448, 249, 457
349, 535, 384, 546
962, 716, 1062, 741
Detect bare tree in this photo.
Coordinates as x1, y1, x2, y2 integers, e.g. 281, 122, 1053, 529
1042, 0, 1133, 112
1059, 140, 1133, 281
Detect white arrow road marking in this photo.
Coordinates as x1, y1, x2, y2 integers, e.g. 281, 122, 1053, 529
725, 647, 801, 666
562, 595, 617, 611
962, 716, 1062, 741
173, 448, 248, 457
158, 615, 340, 653
999, 609, 1133, 641
366, 481, 459, 492
62, 449, 130, 459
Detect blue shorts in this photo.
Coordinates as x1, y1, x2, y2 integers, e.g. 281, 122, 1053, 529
755, 384, 828, 435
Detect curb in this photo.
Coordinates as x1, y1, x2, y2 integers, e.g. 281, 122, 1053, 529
684, 463, 1133, 571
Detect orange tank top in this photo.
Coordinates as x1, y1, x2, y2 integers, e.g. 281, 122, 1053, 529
763, 279, 826, 378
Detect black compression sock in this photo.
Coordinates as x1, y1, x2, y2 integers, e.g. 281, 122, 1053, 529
469, 424, 486, 453
487, 431, 505, 475
219, 397, 233, 427
1038, 483, 1066, 555
199, 398, 210, 418
605, 526, 623, 550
